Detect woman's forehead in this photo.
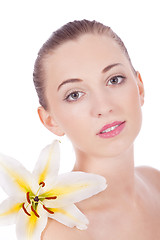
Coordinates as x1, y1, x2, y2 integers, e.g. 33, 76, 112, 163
45, 34, 129, 84
51, 34, 123, 61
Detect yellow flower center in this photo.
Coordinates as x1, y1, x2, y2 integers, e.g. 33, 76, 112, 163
22, 181, 57, 218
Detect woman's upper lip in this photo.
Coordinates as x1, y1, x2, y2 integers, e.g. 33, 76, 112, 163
97, 121, 125, 134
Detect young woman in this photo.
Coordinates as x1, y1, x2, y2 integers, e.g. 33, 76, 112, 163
33, 20, 160, 239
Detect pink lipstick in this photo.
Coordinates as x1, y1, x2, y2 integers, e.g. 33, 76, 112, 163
97, 121, 126, 138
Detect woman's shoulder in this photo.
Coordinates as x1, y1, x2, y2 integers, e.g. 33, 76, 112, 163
135, 165, 160, 192
41, 217, 85, 240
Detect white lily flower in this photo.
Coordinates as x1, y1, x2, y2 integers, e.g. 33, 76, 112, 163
0, 140, 107, 240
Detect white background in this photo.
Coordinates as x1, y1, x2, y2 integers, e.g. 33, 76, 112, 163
0, 0, 160, 239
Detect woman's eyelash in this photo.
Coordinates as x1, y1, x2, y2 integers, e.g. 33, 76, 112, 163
64, 91, 84, 102
107, 75, 126, 85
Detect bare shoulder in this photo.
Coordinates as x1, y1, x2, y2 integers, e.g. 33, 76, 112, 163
41, 218, 85, 240
135, 165, 160, 191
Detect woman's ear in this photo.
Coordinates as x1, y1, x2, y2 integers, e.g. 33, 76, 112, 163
37, 106, 65, 136
136, 71, 145, 106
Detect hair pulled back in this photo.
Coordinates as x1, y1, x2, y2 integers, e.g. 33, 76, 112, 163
33, 19, 135, 110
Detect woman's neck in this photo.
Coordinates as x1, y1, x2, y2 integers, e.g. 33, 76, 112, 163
72, 144, 139, 210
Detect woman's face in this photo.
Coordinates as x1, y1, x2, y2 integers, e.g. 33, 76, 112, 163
42, 34, 144, 158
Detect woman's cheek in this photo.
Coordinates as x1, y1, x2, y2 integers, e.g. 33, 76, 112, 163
126, 85, 143, 132
53, 104, 83, 133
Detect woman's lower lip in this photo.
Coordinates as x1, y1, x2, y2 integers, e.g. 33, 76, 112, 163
97, 122, 126, 139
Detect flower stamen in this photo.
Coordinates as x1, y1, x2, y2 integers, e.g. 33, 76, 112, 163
26, 192, 31, 204
39, 181, 45, 187
45, 196, 57, 200
22, 203, 31, 217
43, 205, 54, 214
31, 205, 40, 218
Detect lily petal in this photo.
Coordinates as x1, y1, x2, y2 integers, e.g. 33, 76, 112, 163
41, 172, 107, 208
0, 153, 38, 196
16, 204, 48, 240
32, 140, 60, 188
0, 197, 23, 225
49, 204, 89, 230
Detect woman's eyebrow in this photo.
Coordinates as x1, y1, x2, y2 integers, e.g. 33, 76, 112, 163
57, 78, 82, 91
102, 63, 122, 73
57, 63, 121, 91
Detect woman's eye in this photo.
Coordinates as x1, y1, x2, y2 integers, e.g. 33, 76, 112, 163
65, 91, 84, 102
107, 75, 125, 85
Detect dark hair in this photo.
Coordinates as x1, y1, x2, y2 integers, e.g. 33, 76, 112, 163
33, 19, 136, 110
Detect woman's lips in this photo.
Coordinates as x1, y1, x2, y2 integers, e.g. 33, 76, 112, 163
97, 121, 126, 138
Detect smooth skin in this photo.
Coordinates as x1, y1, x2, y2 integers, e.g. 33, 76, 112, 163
39, 34, 160, 239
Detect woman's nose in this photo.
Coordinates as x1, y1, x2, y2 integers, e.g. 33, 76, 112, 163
90, 91, 113, 118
